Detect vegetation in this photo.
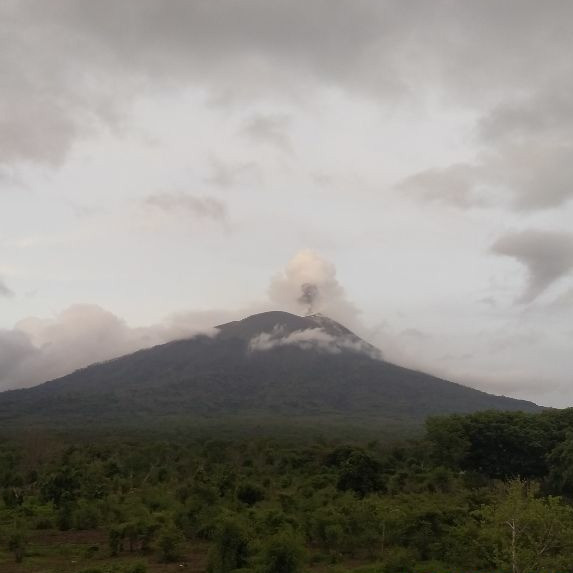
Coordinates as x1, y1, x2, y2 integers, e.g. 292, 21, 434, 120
2, 408, 573, 572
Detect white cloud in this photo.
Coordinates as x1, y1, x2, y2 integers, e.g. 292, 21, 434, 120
0, 304, 219, 391
248, 325, 380, 358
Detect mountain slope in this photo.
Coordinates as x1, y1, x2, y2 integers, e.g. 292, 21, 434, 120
0, 311, 541, 427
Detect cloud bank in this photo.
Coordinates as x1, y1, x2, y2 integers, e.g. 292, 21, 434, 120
0, 304, 220, 391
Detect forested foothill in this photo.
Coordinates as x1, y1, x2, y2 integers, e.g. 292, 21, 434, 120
2, 408, 573, 573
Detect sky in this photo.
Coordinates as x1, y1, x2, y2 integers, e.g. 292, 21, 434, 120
1, 0, 572, 407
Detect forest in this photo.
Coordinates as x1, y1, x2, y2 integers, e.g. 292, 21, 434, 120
2, 408, 573, 573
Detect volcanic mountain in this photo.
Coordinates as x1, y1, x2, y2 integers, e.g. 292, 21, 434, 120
0, 311, 540, 428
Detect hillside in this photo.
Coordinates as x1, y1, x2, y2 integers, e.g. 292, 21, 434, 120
0, 311, 541, 429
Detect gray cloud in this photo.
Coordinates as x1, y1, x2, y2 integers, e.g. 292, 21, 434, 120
144, 193, 227, 221
5, 0, 573, 175
206, 156, 258, 188
400, 328, 431, 340
0, 278, 14, 297
0, 304, 222, 391
479, 86, 573, 144
399, 141, 573, 212
492, 230, 573, 303
398, 163, 486, 208
241, 114, 291, 153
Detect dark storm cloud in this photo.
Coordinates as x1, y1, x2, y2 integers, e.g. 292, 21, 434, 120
492, 230, 573, 303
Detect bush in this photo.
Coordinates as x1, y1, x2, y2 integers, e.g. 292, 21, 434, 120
74, 501, 101, 529
108, 525, 124, 556
258, 533, 305, 573
382, 548, 417, 573
208, 517, 250, 573
156, 524, 185, 562
7, 530, 27, 563
236, 483, 265, 506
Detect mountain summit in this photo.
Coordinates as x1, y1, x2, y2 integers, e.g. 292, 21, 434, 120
0, 311, 540, 428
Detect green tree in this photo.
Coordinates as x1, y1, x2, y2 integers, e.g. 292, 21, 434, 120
236, 482, 265, 506
337, 450, 384, 497
479, 479, 573, 573
208, 517, 250, 573
547, 433, 573, 494
259, 532, 305, 573
156, 524, 185, 563
108, 524, 124, 556
7, 530, 28, 563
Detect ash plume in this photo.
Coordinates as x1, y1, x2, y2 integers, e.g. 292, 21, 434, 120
298, 283, 319, 315
268, 249, 360, 328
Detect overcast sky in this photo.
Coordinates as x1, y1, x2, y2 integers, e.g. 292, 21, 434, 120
1, 1, 572, 406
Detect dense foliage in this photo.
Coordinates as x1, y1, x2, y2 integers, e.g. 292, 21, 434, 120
2, 408, 573, 572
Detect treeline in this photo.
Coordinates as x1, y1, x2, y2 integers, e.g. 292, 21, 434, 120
2, 408, 573, 572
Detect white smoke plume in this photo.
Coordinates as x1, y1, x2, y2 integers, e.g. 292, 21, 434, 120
268, 250, 360, 328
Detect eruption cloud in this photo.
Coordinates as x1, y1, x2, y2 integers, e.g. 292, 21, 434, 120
298, 283, 320, 315
269, 250, 360, 328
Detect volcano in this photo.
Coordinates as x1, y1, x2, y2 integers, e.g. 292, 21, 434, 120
0, 311, 540, 429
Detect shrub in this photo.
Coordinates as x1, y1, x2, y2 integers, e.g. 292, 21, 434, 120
236, 483, 265, 506
156, 524, 185, 562
258, 532, 305, 573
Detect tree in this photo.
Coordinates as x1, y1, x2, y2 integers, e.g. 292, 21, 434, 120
208, 517, 250, 573
337, 450, 384, 497
547, 433, 573, 494
108, 525, 124, 556
156, 524, 186, 563
259, 532, 305, 573
479, 479, 573, 573
7, 530, 28, 563
236, 482, 265, 506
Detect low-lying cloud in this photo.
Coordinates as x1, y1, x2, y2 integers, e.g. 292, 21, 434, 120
248, 325, 380, 358
0, 304, 221, 391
